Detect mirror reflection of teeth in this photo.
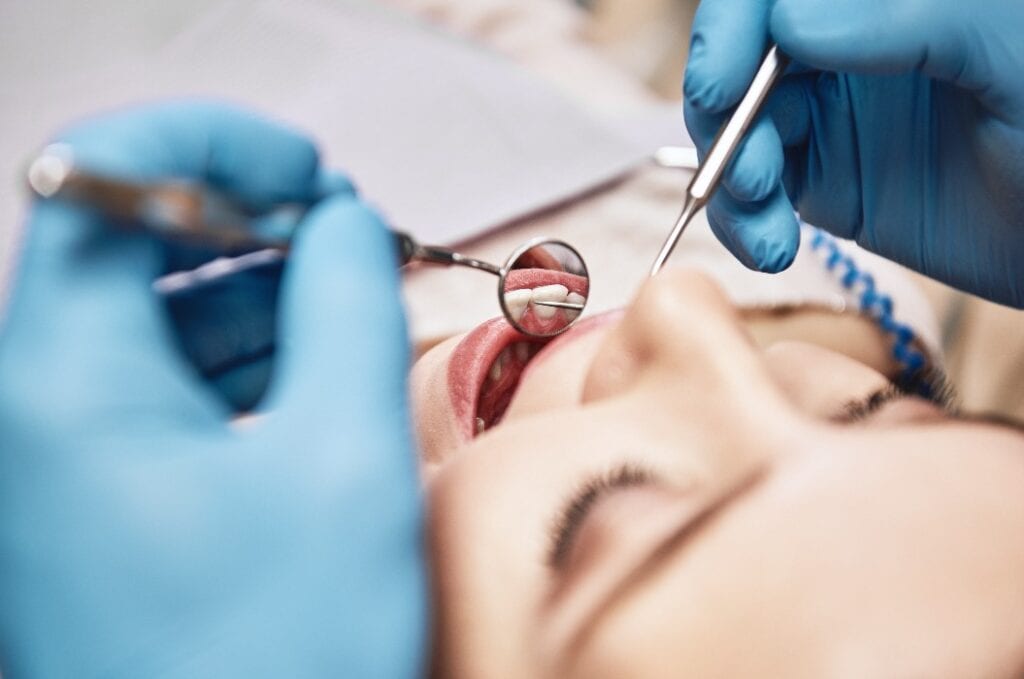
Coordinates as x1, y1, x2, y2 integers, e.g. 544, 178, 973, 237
531, 284, 568, 319
504, 289, 532, 322
506, 284, 587, 322
565, 292, 585, 320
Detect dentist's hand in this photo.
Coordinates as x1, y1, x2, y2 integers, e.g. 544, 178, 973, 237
0, 103, 426, 677
683, 0, 1024, 307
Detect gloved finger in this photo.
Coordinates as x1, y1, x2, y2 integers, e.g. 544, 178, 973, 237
685, 98, 785, 204
776, 71, 865, 242
764, 74, 813, 148
262, 194, 411, 434
4, 103, 337, 418
163, 261, 282, 413
764, 73, 814, 203
705, 183, 801, 273
0, 202, 221, 422
158, 171, 358, 414
316, 169, 358, 199
770, 0, 1009, 101
684, 0, 772, 115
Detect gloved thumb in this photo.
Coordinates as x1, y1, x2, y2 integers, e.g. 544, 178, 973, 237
262, 194, 410, 431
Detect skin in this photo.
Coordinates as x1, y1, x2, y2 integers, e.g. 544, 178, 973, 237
411, 270, 1024, 678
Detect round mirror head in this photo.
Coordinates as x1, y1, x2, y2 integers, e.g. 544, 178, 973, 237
498, 238, 590, 338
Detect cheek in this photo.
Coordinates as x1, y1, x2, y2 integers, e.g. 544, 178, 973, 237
502, 329, 608, 422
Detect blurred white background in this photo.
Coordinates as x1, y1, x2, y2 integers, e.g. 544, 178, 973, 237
2, 0, 1021, 418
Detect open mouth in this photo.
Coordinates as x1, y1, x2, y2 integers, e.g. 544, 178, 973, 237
447, 318, 551, 441
444, 268, 590, 440
446, 306, 623, 442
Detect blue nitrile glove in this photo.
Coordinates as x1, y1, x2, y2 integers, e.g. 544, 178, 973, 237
0, 103, 426, 677
161, 168, 356, 413
683, 0, 1024, 307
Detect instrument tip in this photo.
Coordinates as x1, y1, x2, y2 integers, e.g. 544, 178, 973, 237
649, 195, 701, 277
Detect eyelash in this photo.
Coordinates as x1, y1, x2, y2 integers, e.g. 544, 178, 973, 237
836, 364, 960, 424
545, 373, 958, 567
547, 464, 653, 571
835, 384, 904, 423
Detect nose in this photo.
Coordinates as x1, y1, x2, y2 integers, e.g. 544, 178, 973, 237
581, 270, 797, 433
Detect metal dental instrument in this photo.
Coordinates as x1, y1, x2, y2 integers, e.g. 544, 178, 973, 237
649, 44, 790, 276
26, 144, 591, 338
27, 143, 297, 255
395, 233, 590, 338
27, 143, 295, 294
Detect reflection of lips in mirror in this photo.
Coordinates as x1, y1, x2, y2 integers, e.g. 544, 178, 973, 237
503, 269, 589, 335
503, 269, 589, 295
512, 245, 564, 270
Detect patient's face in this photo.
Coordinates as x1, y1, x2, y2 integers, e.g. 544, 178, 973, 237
411, 271, 1024, 678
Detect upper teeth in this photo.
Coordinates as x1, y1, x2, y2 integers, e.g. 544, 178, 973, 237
504, 285, 586, 322
531, 285, 569, 319
565, 292, 585, 320
504, 289, 532, 322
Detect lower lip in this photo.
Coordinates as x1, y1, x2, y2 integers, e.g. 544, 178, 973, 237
446, 318, 536, 441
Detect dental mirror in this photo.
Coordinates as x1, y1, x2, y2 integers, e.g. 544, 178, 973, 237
396, 233, 590, 338
498, 238, 589, 338
22, 150, 594, 336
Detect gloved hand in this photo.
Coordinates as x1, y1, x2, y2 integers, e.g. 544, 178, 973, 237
0, 103, 426, 677
683, 0, 1024, 307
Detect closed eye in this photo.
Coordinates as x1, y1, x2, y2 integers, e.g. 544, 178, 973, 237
547, 464, 654, 571
832, 365, 958, 424
831, 384, 907, 423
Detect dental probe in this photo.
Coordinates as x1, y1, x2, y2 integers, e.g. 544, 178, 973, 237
649, 44, 790, 276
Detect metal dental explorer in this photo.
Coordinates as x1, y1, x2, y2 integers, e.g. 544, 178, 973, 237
649, 44, 790, 276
